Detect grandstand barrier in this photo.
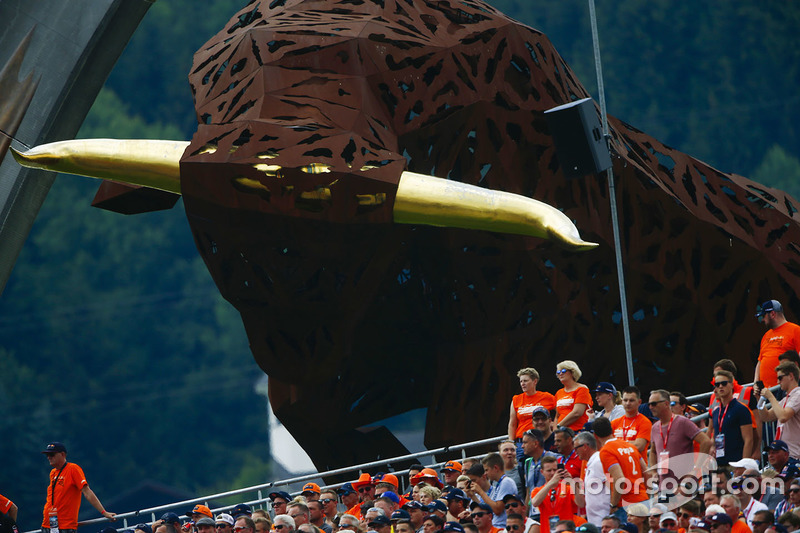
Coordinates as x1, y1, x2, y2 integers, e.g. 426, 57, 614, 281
29, 381, 773, 533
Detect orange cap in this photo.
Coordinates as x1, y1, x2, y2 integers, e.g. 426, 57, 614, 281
376, 473, 399, 489
352, 472, 375, 491
441, 461, 462, 473
301, 482, 321, 495
191, 505, 213, 519
410, 468, 443, 489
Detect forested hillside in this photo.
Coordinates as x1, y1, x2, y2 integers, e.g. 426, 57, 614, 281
0, 0, 798, 529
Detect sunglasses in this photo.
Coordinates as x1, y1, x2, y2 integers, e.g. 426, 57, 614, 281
714, 381, 730, 388
556, 369, 569, 375
216, 526, 230, 530
648, 400, 666, 407
670, 401, 678, 406
471, 512, 488, 518
678, 513, 692, 519
275, 526, 288, 530
504, 502, 521, 509
320, 499, 336, 504
233, 528, 250, 532
778, 374, 788, 381
358, 487, 373, 493
789, 488, 800, 493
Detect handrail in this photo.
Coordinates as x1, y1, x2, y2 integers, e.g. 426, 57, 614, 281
37, 381, 781, 533
60, 435, 507, 532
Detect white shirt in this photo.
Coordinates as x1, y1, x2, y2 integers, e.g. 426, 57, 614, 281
742, 497, 768, 530
583, 451, 611, 525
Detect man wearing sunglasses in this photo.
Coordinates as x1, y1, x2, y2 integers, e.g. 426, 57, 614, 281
215, 514, 235, 533
40, 441, 116, 533
345, 473, 375, 519
759, 362, 800, 458
710, 371, 754, 466
273, 515, 295, 533
648, 389, 712, 474
502, 495, 537, 533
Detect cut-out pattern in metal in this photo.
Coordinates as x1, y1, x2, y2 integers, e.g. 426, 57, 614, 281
100, 0, 800, 470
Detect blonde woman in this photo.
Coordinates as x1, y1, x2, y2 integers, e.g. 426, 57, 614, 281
554, 360, 592, 431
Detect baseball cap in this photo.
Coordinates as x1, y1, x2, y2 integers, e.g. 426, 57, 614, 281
687, 403, 706, 416
649, 504, 668, 517
441, 460, 462, 473
767, 440, 790, 452
531, 406, 550, 419
502, 494, 523, 503
231, 503, 251, 518
728, 458, 759, 470
690, 521, 712, 532
756, 300, 783, 317
469, 502, 492, 512
376, 474, 399, 489
391, 510, 411, 521
576, 524, 600, 533
42, 442, 67, 454
135, 524, 153, 533
196, 518, 216, 527
427, 501, 447, 513
443, 522, 465, 533
446, 488, 470, 502
706, 513, 733, 526
216, 514, 235, 526
302, 482, 321, 495
403, 501, 426, 511
660, 513, 678, 525
190, 505, 213, 519
160, 513, 181, 525
338, 483, 356, 496
269, 491, 292, 502
410, 468, 443, 488
353, 472, 375, 490
381, 491, 400, 504
368, 516, 392, 528
620, 524, 637, 533
780, 462, 800, 479
595, 382, 617, 395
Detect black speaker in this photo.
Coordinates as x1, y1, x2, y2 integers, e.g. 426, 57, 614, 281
544, 97, 612, 178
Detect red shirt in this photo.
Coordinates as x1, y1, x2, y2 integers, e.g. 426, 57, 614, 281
42, 462, 88, 529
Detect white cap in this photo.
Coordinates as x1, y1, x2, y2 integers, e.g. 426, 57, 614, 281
660, 512, 678, 525
215, 514, 235, 526
728, 458, 759, 471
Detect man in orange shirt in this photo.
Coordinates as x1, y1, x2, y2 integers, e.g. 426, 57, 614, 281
345, 473, 375, 519
611, 386, 652, 455
0, 494, 17, 524
754, 300, 800, 388
719, 496, 752, 533
530, 456, 580, 533
593, 417, 649, 515
41, 442, 116, 533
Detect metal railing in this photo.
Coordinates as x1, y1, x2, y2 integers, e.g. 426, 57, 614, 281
57, 434, 507, 533
33, 380, 779, 533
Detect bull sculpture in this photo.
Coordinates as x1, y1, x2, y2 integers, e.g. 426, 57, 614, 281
13, 0, 800, 470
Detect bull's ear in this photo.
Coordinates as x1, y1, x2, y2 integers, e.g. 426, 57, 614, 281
393, 171, 598, 251
11, 139, 187, 194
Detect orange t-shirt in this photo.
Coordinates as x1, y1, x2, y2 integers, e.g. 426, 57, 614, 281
42, 462, 88, 529
759, 322, 800, 387
599, 439, 648, 505
345, 502, 363, 519
0, 494, 13, 515
611, 413, 653, 447
513, 391, 557, 438
555, 386, 592, 431
530, 483, 577, 533
732, 520, 752, 533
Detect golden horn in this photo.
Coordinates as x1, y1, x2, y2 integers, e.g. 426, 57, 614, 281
11, 139, 187, 194
393, 171, 598, 251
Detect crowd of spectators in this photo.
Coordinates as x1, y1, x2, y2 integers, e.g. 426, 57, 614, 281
94, 349, 800, 533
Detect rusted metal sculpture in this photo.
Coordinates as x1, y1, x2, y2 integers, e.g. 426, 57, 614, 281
13, 0, 800, 471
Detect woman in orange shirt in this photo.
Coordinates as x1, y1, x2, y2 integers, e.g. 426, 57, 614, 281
509, 367, 556, 459
554, 360, 592, 431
